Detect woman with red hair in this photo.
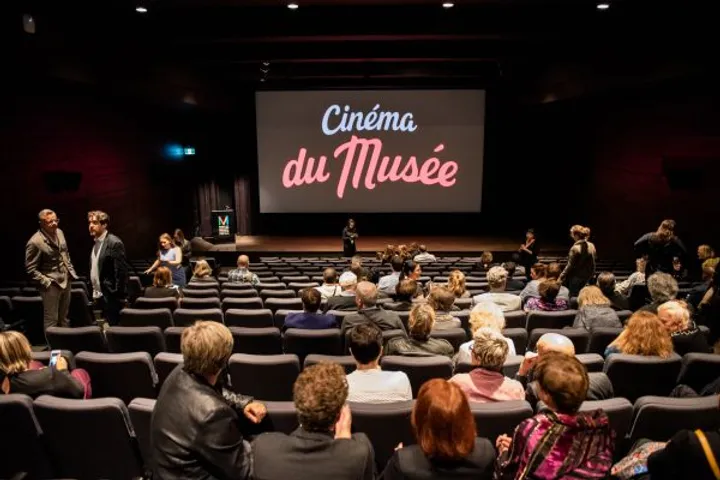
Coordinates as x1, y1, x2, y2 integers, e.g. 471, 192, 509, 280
381, 379, 495, 479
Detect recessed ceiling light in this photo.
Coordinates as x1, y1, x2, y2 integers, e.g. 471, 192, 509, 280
135, 6, 148, 13
442, 2, 454, 8
287, 2, 299, 9
596, 3, 610, 10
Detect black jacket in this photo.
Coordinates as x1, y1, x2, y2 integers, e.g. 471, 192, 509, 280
380, 439, 495, 480
151, 367, 254, 480
97, 233, 129, 300
252, 428, 375, 480
9, 368, 84, 399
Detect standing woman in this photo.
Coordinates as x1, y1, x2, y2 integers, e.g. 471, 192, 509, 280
173, 228, 192, 281
342, 218, 358, 257
144, 233, 187, 287
559, 225, 596, 297
518, 228, 538, 281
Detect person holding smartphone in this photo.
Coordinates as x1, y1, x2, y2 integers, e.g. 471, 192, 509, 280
0, 331, 91, 399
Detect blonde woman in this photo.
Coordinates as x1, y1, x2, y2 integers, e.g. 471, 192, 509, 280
605, 311, 674, 358
559, 225, 596, 297
615, 258, 647, 296
144, 233, 186, 287
573, 286, 621, 331
447, 270, 471, 299
697, 244, 719, 271
191, 259, 216, 283
456, 302, 516, 364
0, 331, 91, 398
385, 304, 454, 358
657, 301, 711, 355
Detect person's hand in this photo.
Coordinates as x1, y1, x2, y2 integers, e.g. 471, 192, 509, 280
143, 268, 152, 275
55, 356, 69, 371
518, 352, 538, 376
243, 402, 267, 424
394, 442, 404, 451
334, 404, 352, 440
496, 434, 512, 454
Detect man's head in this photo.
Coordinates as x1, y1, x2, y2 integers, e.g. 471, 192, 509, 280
471, 328, 509, 372
87, 210, 109, 238
530, 263, 547, 280
647, 272, 678, 303
409, 304, 435, 340
390, 255, 404, 273
355, 281, 377, 309
596, 272, 616, 297
237, 255, 250, 268
428, 286, 455, 312
339, 271, 358, 292
322, 267, 338, 285
501, 262, 517, 278
480, 251, 493, 265
348, 323, 383, 365
38, 209, 59, 236
538, 280, 561, 303
395, 279, 418, 302
487, 266, 508, 292
546, 262, 563, 281
294, 362, 348, 432
536, 332, 575, 357
418, 244, 427, 253
300, 288, 322, 313
181, 321, 233, 383
535, 353, 589, 414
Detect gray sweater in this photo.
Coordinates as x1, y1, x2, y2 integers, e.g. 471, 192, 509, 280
573, 304, 622, 330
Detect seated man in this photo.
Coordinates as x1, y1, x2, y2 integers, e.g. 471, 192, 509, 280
382, 278, 420, 311
473, 266, 522, 312
378, 255, 403, 295
341, 281, 406, 336
252, 363, 376, 480
152, 321, 267, 480
516, 332, 613, 410
346, 324, 412, 403
324, 271, 358, 312
427, 286, 462, 330
315, 267, 341, 300
413, 244, 437, 263
284, 289, 337, 331
502, 261, 526, 291
226, 254, 259, 286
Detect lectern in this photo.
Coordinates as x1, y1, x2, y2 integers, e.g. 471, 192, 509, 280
211, 209, 235, 239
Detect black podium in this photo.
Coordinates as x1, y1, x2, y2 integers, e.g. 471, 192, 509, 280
211, 209, 235, 239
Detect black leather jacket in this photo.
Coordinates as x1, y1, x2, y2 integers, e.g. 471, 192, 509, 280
151, 366, 254, 480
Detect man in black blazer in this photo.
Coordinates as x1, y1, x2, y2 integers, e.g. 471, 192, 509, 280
88, 211, 128, 325
252, 363, 375, 480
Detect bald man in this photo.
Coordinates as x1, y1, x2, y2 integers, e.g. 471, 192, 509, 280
518, 333, 613, 409
226, 254, 259, 286
341, 281, 406, 337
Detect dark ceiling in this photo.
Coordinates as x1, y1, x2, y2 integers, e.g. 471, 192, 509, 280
5, 0, 718, 107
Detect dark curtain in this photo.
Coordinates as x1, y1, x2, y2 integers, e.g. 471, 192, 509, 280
195, 181, 222, 237
234, 176, 252, 235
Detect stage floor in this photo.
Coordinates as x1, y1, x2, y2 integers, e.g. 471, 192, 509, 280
207, 235, 564, 255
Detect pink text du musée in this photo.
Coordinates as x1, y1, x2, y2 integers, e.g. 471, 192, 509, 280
281, 104, 459, 199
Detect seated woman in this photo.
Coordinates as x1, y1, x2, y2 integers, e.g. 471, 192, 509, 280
386, 304, 454, 358
447, 270, 471, 299
144, 267, 182, 299
0, 331, 91, 399
605, 311, 674, 358
495, 353, 614, 479
399, 260, 424, 298
381, 379, 495, 480
383, 279, 421, 311
657, 300, 711, 355
572, 286, 621, 331
427, 286, 462, 330
615, 257, 647, 296
524, 280, 569, 312
189, 259, 216, 284
450, 328, 525, 403
457, 302, 516, 363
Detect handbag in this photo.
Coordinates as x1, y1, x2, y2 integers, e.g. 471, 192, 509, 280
695, 429, 720, 479
611, 441, 666, 479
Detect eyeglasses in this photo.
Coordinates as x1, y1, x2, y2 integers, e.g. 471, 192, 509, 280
42, 217, 59, 226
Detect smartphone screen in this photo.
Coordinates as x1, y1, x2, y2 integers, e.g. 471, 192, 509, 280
49, 350, 61, 368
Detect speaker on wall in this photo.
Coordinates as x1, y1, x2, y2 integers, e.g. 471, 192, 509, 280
42, 171, 83, 193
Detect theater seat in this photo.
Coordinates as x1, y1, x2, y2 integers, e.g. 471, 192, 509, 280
676, 352, 720, 392
173, 308, 224, 327
502, 328, 528, 355
227, 353, 300, 401
180, 297, 221, 310
32, 349, 75, 369
525, 310, 577, 332
303, 354, 357, 374
134, 297, 178, 311
629, 395, 720, 444
283, 328, 343, 364
230, 327, 282, 355
0, 394, 53, 479
225, 308, 274, 328
128, 398, 156, 473
528, 328, 589, 354
106, 326, 166, 357
46, 326, 107, 353
381, 355, 453, 398
120, 308, 174, 329
603, 353, 682, 402
349, 401, 415, 471
587, 327, 623, 355
429, 328, 467, 351
153, 352, 183, 387
75, 351, 158, 404
469, 400, 534, 444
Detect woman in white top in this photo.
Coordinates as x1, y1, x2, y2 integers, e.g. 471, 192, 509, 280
456, 302, 516, 364
615, 257, 647, 296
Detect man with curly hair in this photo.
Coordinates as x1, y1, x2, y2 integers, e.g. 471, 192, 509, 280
252, 362, 376, 480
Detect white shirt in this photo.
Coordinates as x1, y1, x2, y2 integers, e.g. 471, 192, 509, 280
346, 368, 412, 404
315, 284, 342, 300
378, 272, 401, 293
473, 292, 522, 312
90, 231, 108, 299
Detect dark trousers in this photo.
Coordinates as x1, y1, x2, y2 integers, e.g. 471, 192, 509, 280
97, 295, 125, 326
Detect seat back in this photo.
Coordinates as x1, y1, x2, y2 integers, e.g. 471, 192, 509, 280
75, 351, 158, 404
503, 310, 526, 329
120, 307, 174, 329
0, 394, 53, 479
283, 328, 343, 364
264, 401, 299, 434
380, 355, 453, 397
32, 349, 76, 369
181, 288, 219, 298
222, 297, 264, 311
528, 328, 589, 354
429, 328, 467, 351
502, 328, 528, 355
153, 352, 183, 387
349, 401, 415, 470
163, 326, 186, 353
260, 289, 296, 300
227, 353, 300, 401
224, 308, 274, 328
11, 295, 45, 345
629, 395, 720, 443
303, 354, 357, 374
274, 309, 303, 329
106, 326, 166, 357
525, 310, 577, 332
588, 327, 623, 355
134, 297, 178, 311
34, 395, 143, 480
265, 298, 303, 312
230, 327, 283, 354
46, 326, 108, 353
604, 353, 682, 402
69, 288, 95, 327
470, 400, 534, 443
173, 308, 224, 327
128, 398, 156, 473
179, 297, 221, 310
677, 352, 720, 392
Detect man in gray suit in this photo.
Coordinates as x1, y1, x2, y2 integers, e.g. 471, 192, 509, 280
25, 209, 78, 331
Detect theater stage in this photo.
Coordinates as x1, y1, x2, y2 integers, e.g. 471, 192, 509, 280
202, 235, 565, 257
